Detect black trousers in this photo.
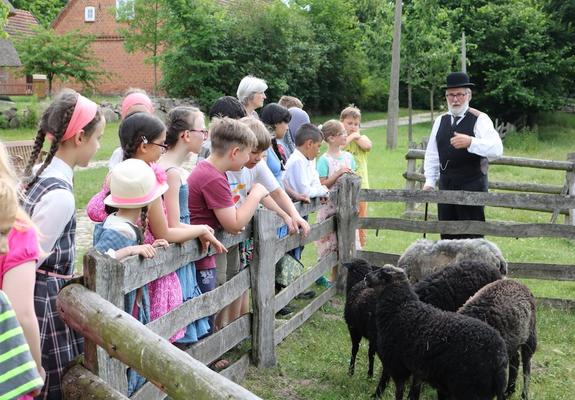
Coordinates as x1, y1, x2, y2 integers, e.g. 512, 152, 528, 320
438, 172, 487, 240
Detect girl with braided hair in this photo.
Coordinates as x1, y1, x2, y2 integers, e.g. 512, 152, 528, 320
21, 89, 105, 399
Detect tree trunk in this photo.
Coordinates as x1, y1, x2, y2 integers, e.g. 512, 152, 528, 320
430, 86, 435, 122
408, 79, 413, 144
386, 0, 402, 150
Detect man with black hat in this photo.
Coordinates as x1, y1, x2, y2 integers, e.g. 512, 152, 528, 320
423, 72, 503, 239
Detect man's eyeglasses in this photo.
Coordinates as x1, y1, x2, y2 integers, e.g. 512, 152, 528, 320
189, 129, 209, 140
445, 93, 467, 100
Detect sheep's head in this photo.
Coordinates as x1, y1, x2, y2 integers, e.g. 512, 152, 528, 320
365, 265, 406, 289
343, 258, 379, 292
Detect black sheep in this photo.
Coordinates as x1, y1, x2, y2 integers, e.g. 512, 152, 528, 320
342, 258, 379, 377
459, 279, 537, 400
414, 259, 503, 312
366, 265, 508, 400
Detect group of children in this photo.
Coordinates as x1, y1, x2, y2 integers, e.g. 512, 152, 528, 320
0, 80, 372, 399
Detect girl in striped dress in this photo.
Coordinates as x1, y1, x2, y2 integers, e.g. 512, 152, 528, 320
22, 89, 105, 399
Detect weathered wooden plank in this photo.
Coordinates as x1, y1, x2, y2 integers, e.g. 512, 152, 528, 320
508, 262, 575, 281
358, 217, 575, 239
82, 250, 128, 394
274, 253, 337, 313
335, 175, 362, 293
58, 284, 262, 400
251, 209, 280, 367
122, 228, 252, 293
402, 171, 564, 195
130, 381, 165, 400
187, 315, 251, 365
567, 153, 575, 225
62, 364, 129, 400
359, 189, 575, 210
293, 196, 325, 217
145, 268, 251, 339
280, 217, 336, 254
406, 149, 575, 171
274, 286, 336, 345
536, 297, 575, 311
221, 353, 251, 384
356, 250, 575, 281
355, 251, 400, 267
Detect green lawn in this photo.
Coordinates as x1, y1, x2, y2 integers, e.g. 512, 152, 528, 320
1, 107, 574, 399
243, 112, 575, 399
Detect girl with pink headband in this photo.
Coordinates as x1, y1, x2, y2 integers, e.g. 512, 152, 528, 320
22, 89, 105, 399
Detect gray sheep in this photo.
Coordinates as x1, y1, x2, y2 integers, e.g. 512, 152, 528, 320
459, 279, 537, 400
366, 265, 508, 400
398, 238, 508, 283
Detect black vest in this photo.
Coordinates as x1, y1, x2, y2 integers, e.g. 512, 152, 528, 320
436, 111, 484, 176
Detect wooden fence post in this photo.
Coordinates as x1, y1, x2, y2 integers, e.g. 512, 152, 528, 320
251, 210, 282, 367
81, 250, 128, 394
335, 174, 362, 294
404, 151, 418, 217
567, 152, 575, 226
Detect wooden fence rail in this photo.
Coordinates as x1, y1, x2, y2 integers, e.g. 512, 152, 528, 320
403, 149, 575, 218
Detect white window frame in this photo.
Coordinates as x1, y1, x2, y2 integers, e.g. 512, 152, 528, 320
84, 6, 95, 22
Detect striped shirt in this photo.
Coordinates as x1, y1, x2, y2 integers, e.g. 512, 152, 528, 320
0, 291, 43, 399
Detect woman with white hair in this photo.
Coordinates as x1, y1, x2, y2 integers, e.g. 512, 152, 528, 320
236, 75, 268, 118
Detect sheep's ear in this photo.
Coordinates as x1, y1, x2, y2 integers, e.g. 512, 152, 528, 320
342, 261, 353, 269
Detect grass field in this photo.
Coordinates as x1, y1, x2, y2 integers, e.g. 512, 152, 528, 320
242, 113, 575, 399
1, 109, 574, 399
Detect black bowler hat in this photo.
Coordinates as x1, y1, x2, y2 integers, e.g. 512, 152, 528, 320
443, 72, 475, 89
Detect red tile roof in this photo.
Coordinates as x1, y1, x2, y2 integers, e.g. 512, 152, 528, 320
5, 9, 39, 37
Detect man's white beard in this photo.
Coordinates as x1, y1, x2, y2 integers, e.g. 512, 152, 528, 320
448, 101, 469, 117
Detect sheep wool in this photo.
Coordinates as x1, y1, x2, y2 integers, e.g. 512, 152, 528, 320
366, 265, 508, 400
398, 238, 508, 283
414, 259, 503, 312
459, 279, 537, 400
343, 258, 380, 377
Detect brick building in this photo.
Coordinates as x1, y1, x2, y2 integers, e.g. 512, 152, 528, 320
52, 0, 157, 94
0, 0, 39, 95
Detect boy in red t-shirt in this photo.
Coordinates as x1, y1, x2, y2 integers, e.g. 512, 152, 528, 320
187, 117, 269, 315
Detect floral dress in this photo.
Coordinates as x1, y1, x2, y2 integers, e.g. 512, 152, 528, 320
316, 152, 361, 258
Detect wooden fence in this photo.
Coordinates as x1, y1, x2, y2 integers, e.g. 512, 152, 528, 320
56, 175, 362, 399
403, 149, 575, 223
357, 148, 575, 309
55, 155, 575, 398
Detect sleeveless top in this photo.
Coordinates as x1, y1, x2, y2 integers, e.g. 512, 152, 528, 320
23, 177, 75, 275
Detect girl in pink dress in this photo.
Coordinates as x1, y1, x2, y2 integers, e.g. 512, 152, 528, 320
0, 143, 44, 399
316, 120, 360, 282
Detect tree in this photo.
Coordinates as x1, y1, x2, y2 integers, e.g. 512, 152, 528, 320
402, 0, 457, 141
11, 0, 67, 27
160, 0, 233, 107
15, 27, 107, 95
117, 0, 168, 95
1, 2, 8, 39
386, 0, 402, 150
437, 0, 575, 126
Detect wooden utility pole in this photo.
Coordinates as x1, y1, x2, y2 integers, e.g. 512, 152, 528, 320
386, 0, 403, 150
461, 31, 467, 73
